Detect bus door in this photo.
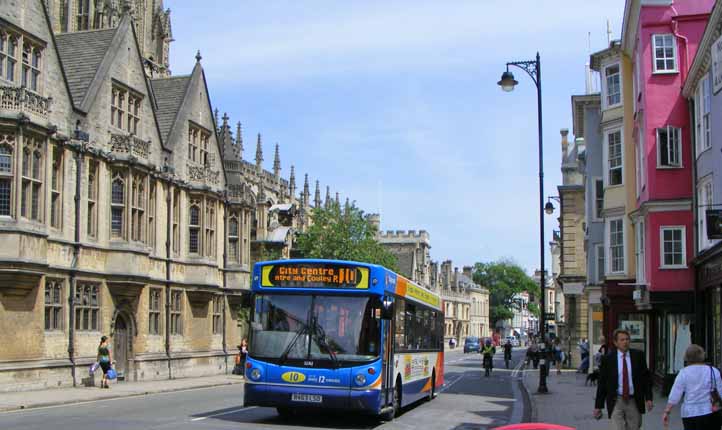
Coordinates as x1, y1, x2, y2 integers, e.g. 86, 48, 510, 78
381, 296, 395, 407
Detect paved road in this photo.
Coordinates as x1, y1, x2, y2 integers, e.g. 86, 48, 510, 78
0, 348, 528, 430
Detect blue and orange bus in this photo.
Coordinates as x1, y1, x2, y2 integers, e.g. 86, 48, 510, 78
243, 259, 444, 420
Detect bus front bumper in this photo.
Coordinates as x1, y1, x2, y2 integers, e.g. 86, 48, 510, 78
243, 382, 382, 413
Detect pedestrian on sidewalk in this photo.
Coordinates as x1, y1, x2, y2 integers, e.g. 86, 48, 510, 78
233, 339, 248, 377
662, 344, 722, 430
593, 328, 653, 430
553, 338, 562, 375
97, 336, 113, 389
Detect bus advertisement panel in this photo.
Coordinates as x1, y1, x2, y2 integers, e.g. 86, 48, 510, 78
243, 259, 444, 420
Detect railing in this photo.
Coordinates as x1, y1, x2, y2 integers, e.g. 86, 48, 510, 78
110, 133, 150, 159
0, 86, 50, 118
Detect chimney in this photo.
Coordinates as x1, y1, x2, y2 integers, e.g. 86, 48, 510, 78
462, 266, 473, 279
453, 267, 459, 287
560, 129, 569, 159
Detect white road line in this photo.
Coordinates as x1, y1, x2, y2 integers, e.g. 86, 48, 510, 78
511, 358, 525, 378
190, 406, 257, 421
439, 375, 464, 393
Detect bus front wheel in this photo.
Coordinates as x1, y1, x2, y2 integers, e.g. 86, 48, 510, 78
276, 407, 293, 419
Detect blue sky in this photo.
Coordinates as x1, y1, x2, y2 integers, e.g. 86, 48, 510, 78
167, 1, 625, 274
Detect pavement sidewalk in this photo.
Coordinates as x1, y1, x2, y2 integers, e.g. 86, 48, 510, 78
522, 368, 683, 430
0, 374, 244, 413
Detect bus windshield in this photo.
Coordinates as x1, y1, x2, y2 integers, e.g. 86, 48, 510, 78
250, 294, 381, 365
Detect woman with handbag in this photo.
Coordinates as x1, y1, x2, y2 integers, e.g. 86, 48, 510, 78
97, 336, 113, 389
663, 344, 722, 429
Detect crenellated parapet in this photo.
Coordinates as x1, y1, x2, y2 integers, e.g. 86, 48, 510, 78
378, 230, 430, 244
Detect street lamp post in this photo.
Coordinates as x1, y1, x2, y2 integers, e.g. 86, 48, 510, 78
498, 52, 549, 394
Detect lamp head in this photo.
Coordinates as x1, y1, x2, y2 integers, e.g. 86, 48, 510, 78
498, 71, 518, 92
544, 201, 555, 215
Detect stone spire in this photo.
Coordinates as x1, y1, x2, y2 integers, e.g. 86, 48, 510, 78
314, 181, 322, 208
255, 133, 263, 171
273, 143, 281, 178
289, 165, 296, 200
325, 186, 331, 208
214, 109, 219, 132
302, 174, 310, 207
236, 122, 243, 160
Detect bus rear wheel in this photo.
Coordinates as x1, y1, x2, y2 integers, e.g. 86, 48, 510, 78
427, 371, 436, 401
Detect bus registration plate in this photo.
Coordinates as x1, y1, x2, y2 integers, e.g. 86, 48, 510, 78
291, 393, 322, 403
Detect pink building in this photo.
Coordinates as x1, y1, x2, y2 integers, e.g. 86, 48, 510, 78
622, 0, 713, 386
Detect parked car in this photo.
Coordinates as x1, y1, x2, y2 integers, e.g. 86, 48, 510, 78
463, 336, 480, 353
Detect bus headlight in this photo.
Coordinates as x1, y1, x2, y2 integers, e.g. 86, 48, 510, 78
250, 368, 262, 381
354, 374, 366, 386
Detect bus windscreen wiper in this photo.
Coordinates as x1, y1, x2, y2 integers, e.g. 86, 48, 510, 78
310, 317, 339, 368
278, 324, 308, 366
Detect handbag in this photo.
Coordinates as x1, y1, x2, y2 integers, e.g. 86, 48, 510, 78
107, 368, 117, 380
89, 362, 100, 375
710, 365, 722, 412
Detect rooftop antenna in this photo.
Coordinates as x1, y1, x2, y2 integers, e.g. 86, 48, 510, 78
607, 19, 613, 45
585, 32, 593, 94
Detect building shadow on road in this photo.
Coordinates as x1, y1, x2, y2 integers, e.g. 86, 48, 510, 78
190, 405, 380, 428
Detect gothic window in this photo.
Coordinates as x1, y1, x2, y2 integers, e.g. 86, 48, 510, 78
50, 145, 63, 229
0, 32, 18, 82
228, 215, 240, 264
188, 123, 210, 165
170, 290, 183, 335
148, 288, 161, 335
130, 174, 146, 242
111, 172, 125, 238
205, 201, 215, 257
147, 180, 156, 248
76, 0, 91, 31
21, 42, 41, 92
172, 189, 180, 254
86, 159, 98, 238
111, 88, 124, 129
0, 133, 14, 217
189, 200, 201, 254
21, 136, 43, 221
75, 283, 99, 331
212, 296, 223, 335
45, 279, 63, 331
127, 95, 141, 135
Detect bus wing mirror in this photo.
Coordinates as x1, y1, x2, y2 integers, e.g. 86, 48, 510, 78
381, 297, 394, 320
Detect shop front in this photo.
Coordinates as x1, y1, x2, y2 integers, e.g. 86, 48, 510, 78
696, 243, 722, 367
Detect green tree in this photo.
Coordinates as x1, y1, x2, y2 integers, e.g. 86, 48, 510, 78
472, 259, 540, 327
527, 302, 541, 317
295, 202, 399, 271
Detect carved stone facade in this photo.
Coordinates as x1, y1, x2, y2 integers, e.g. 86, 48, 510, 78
0, 0, 339, 392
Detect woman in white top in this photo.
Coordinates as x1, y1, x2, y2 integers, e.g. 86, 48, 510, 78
663, 344, 722, 429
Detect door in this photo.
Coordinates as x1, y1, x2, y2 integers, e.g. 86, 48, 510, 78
113, 315, 128, 380
382, 306, 395, 407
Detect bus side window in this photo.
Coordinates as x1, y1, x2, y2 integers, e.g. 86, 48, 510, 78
394, 299, 405, 350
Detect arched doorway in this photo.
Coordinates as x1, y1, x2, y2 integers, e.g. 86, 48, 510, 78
113, 315, 128, 380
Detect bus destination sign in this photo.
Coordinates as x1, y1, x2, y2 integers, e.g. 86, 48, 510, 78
261, 264, 369, 289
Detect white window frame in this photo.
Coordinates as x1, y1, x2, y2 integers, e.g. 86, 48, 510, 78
593, 178, 604, 221
607, 217, 625, 274
652, 34, 678, 74
698, 177, 716, 252
656, 126, 682, 168
660, 226, 686, 269
604, 128, 624, 186
602, 63, 622, 109
595, 243, 605, 283
695, 75, 712, 156
635, 220, 646, 284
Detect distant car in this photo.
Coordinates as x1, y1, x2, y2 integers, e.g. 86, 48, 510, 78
505, 336, 520, 347
463, 336, 480, 353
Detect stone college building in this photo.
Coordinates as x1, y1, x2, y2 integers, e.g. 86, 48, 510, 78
0, 0, 336, 391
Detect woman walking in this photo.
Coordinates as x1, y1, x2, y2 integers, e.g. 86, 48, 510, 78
663, 344, 722, 429
97, 336, 113, 389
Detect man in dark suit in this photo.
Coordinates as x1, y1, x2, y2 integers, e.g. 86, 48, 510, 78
593, 329, 653, 430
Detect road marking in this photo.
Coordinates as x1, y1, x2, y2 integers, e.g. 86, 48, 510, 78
190, 406, 257, 421
511, 358, 525, 378
440, 375, 464, 393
